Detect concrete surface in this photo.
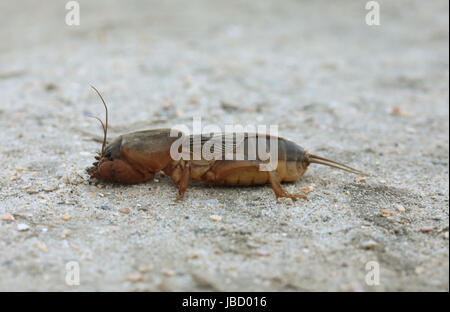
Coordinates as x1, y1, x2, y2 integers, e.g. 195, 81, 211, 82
0, 0, 448, 291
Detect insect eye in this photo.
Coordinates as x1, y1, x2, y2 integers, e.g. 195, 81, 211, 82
103, 150, 112, 160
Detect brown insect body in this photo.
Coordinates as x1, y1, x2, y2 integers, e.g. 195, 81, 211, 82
87, 87, 366, 201
90, 129, 178, 184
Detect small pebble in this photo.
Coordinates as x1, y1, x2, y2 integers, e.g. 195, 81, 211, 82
381, 209, 394, 216
60, 230, 70, 239
209, 215, 222, 222
139, 265, 154, 273
119, 208, 131, 214
163, 269, 175, 276
1, 213, 15, 222
247, 242, 260, 249
395, 204, 406, 212
300, 186, 314, 194
256, 249, 270, 257
361, 240, 378, 249
124, 273, 144, 282
420, 227, 433, 233
415, 266, 424, 275
358, 177, 367, 183
63, 170, 85, 185
188, 253, 200, 259
392, 106, 411, 117
34, 241, 48, 252
17, 223, 30, 231
61, 215, 71, 221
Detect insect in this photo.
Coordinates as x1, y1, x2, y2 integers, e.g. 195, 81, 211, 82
87, 87, 367, 201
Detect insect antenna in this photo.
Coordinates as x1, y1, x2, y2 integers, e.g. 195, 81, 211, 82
308, 154, 369, 176
88, 115, 106, 153
90, 86, 109, 156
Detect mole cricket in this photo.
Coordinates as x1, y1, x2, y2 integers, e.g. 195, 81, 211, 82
87, 87, 367, 201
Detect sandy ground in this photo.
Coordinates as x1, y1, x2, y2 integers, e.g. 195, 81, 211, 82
0, 0, 448, 291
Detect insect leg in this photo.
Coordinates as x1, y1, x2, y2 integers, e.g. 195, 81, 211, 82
175, 161, 191, 201
268, 171, 308, 202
